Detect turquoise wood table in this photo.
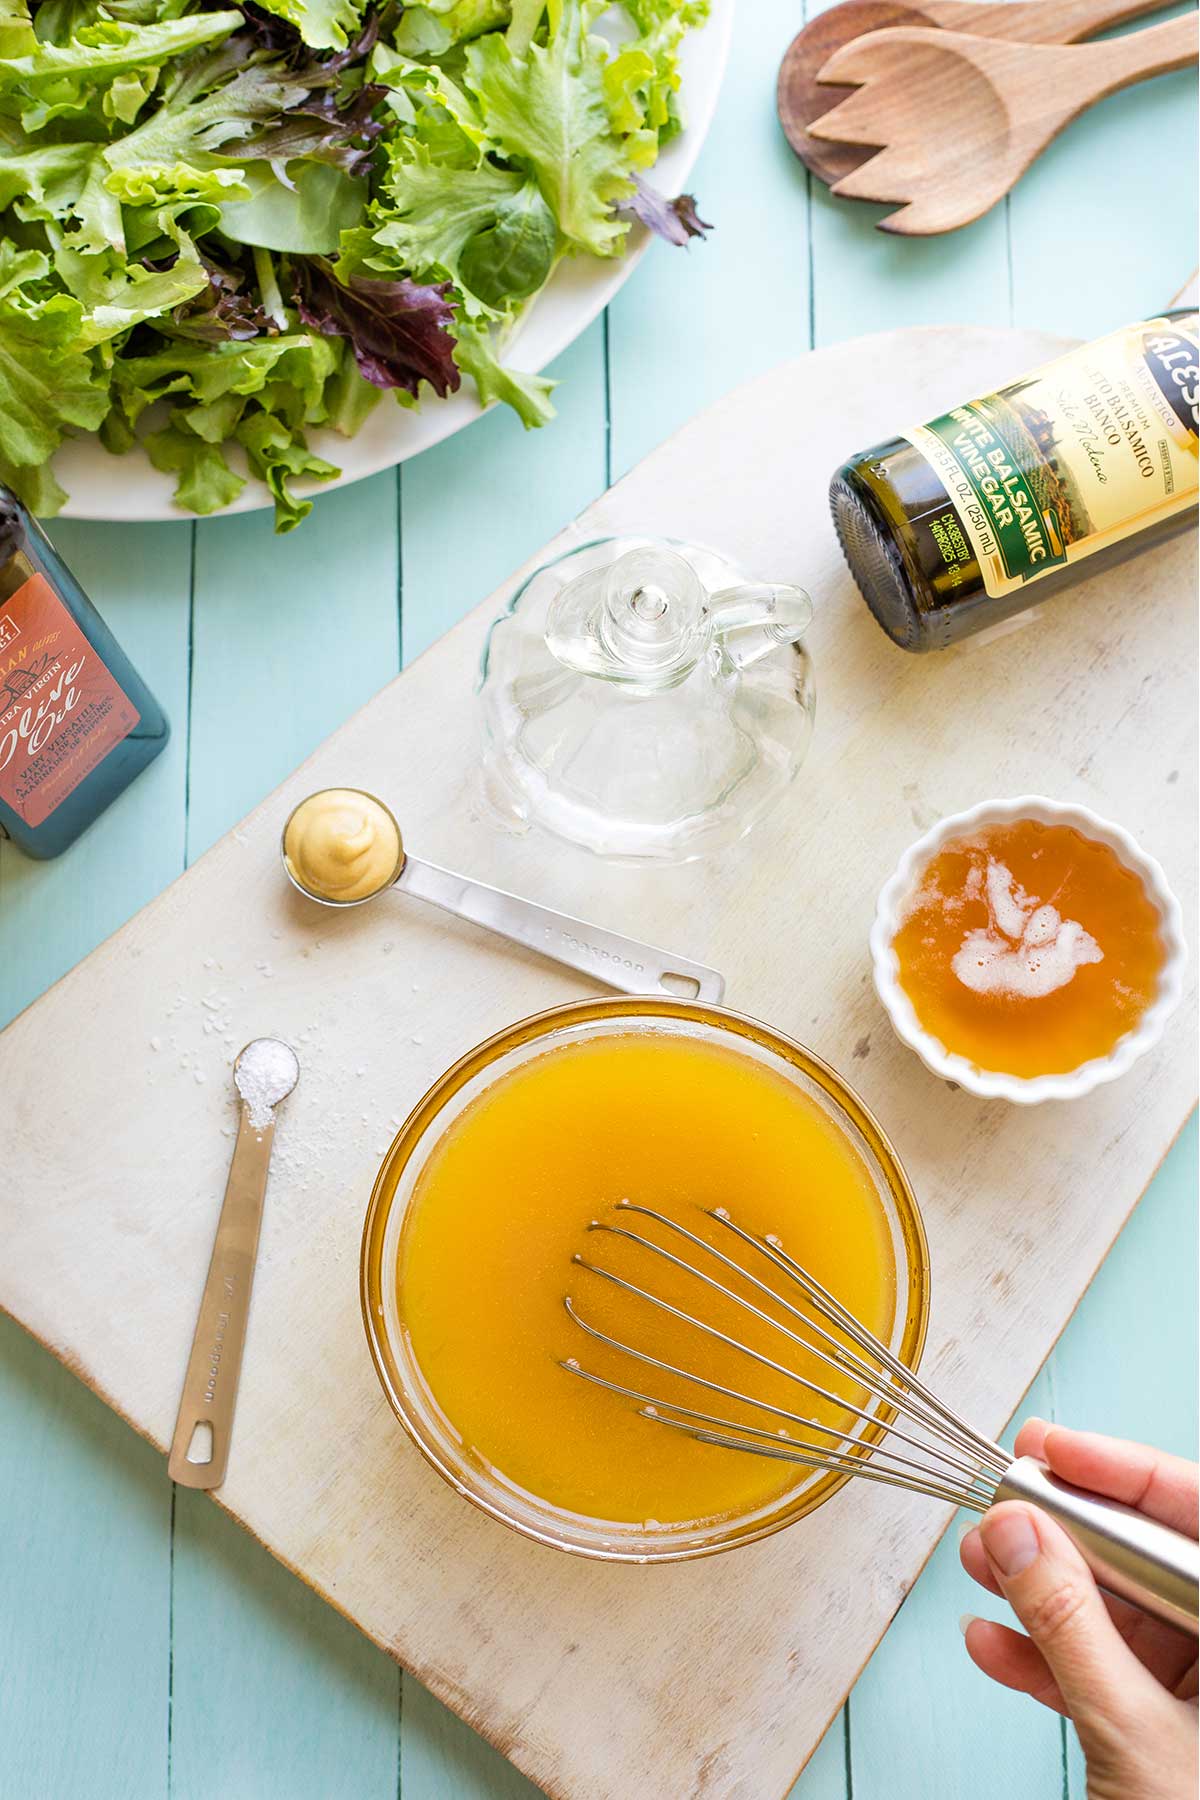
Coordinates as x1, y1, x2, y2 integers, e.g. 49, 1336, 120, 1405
1, 6, 1195, 1794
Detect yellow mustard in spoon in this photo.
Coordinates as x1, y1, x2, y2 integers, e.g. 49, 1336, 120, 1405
284, 787, 404, 904
281, 786, 725, 1003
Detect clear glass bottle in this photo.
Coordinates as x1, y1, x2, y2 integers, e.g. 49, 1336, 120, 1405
0, 488, 170, 858
478, 535, 815, 862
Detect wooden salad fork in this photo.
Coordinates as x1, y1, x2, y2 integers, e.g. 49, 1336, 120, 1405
778, 0, 1176, 187
809, 11, 1198, 233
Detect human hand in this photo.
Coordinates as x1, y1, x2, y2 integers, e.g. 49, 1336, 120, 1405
960, 1418, 1198, 1800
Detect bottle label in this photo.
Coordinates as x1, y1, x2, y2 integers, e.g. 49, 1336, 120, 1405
0, 572, 141, 828
903, 317, 1199, 599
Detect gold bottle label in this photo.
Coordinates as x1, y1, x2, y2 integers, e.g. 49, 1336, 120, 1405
902, 316, 1199, 599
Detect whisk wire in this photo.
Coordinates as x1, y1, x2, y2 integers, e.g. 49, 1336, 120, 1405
564, 1201, 1007, 1511
700, 1210, 1009, 1473
627, 1201, 1008, 1477
650, 1414, 993, 1512
561, 1355, 993, 1507
573, 1252, 993, 1494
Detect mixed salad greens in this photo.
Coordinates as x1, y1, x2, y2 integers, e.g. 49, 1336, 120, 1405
0, 0, 709, 528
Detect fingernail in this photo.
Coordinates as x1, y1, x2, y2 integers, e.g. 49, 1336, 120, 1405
980, 1508, 1040, 1577
957, 1519, 978, 1545
958, 1612, 979, 1638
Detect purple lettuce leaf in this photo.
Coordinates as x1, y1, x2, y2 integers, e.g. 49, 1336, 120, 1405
231, 3, 385, 71
142, 253, 270, 342
617, 173, 711, 248
234, 81, 388, 175
295, 263, 459, 396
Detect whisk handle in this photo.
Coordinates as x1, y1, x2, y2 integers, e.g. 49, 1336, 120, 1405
995, 1456, 1199, 1637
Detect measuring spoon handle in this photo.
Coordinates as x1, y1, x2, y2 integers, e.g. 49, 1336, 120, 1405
168, 1107, 275, 1489
396, 854, 725, 1003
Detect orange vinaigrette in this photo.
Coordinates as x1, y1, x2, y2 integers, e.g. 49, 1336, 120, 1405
891, 820, 1164, 1078
397, 1033, 897, 1529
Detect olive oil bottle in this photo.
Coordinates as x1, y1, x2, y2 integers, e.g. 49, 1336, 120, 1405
830, 313, 1198, 651
0, 488, 169, 857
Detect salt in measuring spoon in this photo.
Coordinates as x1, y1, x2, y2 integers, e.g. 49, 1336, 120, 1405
280, 787, 725, 1003
168, 1038, 300, 1490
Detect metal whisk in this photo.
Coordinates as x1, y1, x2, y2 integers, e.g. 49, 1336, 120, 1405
563, 1201, 1199, 1636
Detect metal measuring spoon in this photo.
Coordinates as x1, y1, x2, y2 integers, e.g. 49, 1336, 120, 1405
168, 1039, 300, 1490
280, 787, 725, 1003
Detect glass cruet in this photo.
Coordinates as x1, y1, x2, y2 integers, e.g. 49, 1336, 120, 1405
477, 534, 816, 862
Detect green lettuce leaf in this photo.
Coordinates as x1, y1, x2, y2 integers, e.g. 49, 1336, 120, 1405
235, 409, 339, 529
102, 45, 312, 173
32, 0, 192, 41
451, 314, 554, 428
65, 45, 311, 252
368, 42, 490, 158
457, 176, 556, 308
248, 0, 363, 53
367, 141, 523, 281
218, 159, 368, 254
0, 0, 35, 59
464, 0, 631, 257
113, 332, 333, 414
392, 0, 508, 57
0, 252, 109, 512
322, 343, 382, 434
54, 241, 210, 344
144, 422, 246, 512
0, 10, 240, 92
0, 129, 92, 218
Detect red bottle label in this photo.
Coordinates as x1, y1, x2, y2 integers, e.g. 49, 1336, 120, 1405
0, 573, 140, 829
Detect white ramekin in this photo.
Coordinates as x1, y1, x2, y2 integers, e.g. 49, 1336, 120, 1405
870, 796, 1188, 1105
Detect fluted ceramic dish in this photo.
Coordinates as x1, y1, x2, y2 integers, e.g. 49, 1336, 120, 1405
871, 796, 1187, 1105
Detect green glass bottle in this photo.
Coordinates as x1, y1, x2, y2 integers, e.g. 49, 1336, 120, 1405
0, 489, 169, 858
830, 313, 1199, 652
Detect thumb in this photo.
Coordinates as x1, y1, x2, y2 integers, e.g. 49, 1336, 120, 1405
978, 1501, 1161, 1734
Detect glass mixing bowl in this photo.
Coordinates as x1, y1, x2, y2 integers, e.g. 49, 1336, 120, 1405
360, 998, 930, 1563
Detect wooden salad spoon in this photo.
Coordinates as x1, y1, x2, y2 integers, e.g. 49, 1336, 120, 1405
777, 0, 1174, 188
808, 11, 1197, 234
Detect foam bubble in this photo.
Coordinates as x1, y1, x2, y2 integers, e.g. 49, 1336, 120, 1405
952, 859, 1102, 1000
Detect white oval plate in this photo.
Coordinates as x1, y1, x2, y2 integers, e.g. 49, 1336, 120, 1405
57, 0, 735, 523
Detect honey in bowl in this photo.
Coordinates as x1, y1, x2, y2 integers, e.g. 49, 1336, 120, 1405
396, 1030, 898, 1532
891, 819, 1164, 1079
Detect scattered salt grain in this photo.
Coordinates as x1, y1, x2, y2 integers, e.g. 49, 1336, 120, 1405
149, 1035, 161, 1052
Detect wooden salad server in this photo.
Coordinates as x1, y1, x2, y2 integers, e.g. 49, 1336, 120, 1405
808, 11, 1198, 234
777, 0, 1175, 188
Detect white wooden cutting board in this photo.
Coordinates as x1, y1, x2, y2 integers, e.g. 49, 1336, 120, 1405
2, 327, 1195, 1800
